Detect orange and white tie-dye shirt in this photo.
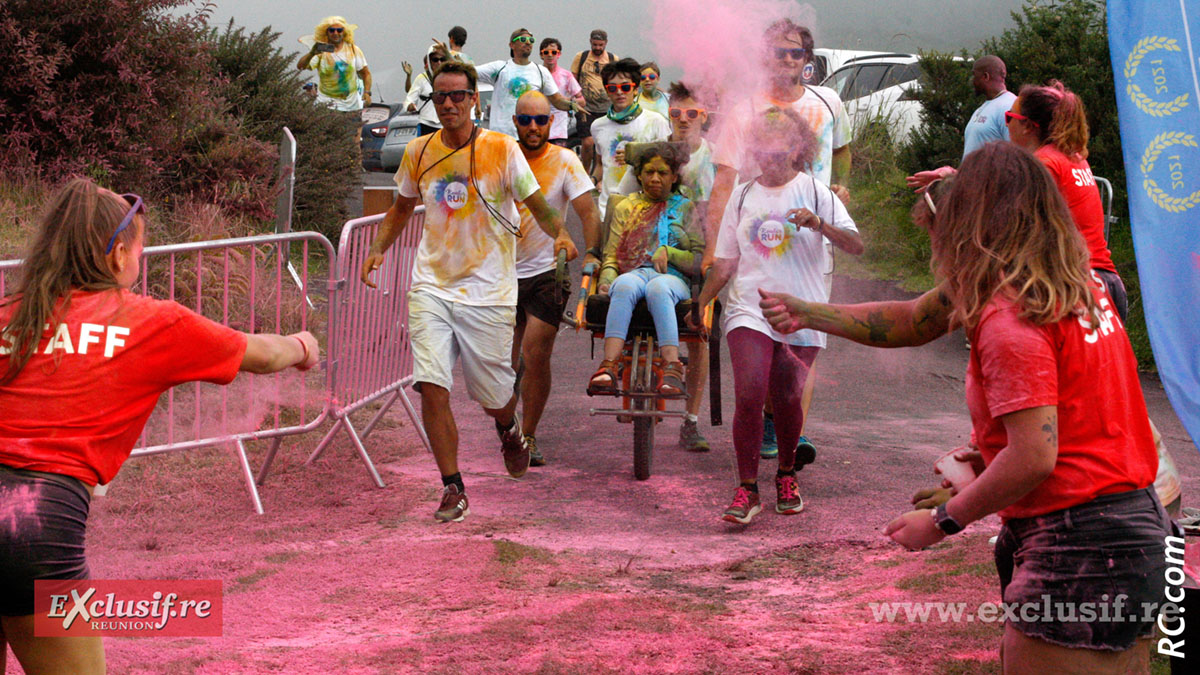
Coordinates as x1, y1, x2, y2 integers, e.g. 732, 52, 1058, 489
396, 129, 539, 305
515, 144, 593, 279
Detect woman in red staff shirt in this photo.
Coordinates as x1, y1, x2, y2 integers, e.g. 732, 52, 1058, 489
0, 178, 319, 674
1004, 80, 1127, 320
759, 144, 1171, 673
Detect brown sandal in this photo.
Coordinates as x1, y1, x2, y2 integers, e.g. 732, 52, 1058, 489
587, 359, 621, 395
658, 360, 686, 396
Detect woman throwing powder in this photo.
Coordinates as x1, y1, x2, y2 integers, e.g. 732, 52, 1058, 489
760, 144, 1171, 673
0, 178, 318, 673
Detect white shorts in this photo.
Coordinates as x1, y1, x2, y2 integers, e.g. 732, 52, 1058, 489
409, 291, 516, 409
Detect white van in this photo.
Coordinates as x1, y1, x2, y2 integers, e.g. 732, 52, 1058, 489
821, 53, 924, 143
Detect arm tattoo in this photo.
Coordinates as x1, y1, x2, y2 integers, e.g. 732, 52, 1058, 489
1041, 413, 1058, 447
863, 310, 896, 344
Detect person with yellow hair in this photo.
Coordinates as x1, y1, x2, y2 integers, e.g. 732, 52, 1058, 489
296, 16, 372, 112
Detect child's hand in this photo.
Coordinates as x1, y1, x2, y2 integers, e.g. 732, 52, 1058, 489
652, 246, 669, 273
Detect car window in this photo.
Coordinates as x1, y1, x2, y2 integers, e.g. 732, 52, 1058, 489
825, 66, 857, 99
845, 64, 891, 100
880, 63, 922, 90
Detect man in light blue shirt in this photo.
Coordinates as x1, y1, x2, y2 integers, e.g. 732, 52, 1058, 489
962, 55, 1015, 159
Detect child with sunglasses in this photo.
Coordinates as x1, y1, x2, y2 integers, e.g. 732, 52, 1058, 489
590, 58, 671, 217
0, 179, 319, 673
638, 62, 670, 119
538, 37, 586, 146
694, 107, 862, 525
475, 28, 581, 139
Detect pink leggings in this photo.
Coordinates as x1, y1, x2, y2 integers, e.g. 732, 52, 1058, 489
726, 327, 819, 483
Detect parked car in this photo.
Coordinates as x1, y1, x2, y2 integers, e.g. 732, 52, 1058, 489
377, 83, 494, 173
821, 53, 924, 143
806, 48, 889, 86
361, 102, 405, 171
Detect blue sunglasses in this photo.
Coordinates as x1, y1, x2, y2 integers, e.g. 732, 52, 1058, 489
106, 193, 144, 254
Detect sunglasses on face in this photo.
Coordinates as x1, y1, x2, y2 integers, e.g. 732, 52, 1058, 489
669, 107, 705, 119
327, 27, 344, 33
773, 47, 808, 60
541, 49, 560, 56
515, 114, 551, 126
1005, 110, 1033, 124
605, 82, 636, 93
431, 89, 473, 104
107, 193, 144, 254
642, 73, 658, 81
512, 35, 535, 44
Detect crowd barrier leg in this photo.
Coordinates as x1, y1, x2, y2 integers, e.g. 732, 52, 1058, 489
234, 439, 265, 515
358, 389, 401, 441
395, 386, 433, 454
255, 437, 285, 486
306, 416, 386, 488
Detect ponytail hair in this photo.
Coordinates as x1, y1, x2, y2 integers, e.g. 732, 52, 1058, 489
1018, 80, 1090, 159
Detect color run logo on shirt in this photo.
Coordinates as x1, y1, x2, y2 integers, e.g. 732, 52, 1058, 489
508, 76, 533, 100
748, 214, 795, 258
435, 174, 471, 211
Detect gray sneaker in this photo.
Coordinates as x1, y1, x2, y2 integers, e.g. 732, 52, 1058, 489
435, 484, 469, 522
498, 418, 530, 478
679, 419, 710, 452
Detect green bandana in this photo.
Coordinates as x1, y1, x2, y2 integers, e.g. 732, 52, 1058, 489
607, 95, 642, 124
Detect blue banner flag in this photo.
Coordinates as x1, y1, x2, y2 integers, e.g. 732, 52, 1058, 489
1108, 0, 1200, 452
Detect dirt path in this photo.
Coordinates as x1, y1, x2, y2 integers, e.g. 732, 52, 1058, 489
14, 266, 1194, 673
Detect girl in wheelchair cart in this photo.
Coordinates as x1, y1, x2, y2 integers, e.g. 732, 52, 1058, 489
695, 107, 863, 524
587, 142, 704, 397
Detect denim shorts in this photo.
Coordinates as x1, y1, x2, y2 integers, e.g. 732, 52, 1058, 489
0, 464, 91, 616
994, 487, 1173, 650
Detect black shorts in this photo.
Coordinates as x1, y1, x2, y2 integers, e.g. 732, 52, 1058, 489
517, 269, 572, 327
1093, 268, 1128, 323
575, 111, 603, 139
994, 487, 1174, 650
0, 465, 91, 616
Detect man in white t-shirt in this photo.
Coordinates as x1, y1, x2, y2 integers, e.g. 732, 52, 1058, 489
476, 28, 582, 138
702, 19, 852, 462
510, 92, 602, 466
590, 57, 672, 217
360, 62, 577, 523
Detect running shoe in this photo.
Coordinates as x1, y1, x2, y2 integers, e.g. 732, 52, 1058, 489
435, 484, 469, 522
525, 434, 545, 467
498, 418, 530, 478
795, 435, 817, 466
722, 486, 762, 524
760, 415, 778, 459
679, 419, 710, 452
775, 473, 804, 514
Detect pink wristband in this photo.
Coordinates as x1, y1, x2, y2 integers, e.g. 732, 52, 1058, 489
293, 335, 309, 367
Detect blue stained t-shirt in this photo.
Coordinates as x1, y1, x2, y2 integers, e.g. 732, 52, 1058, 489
963, 91, 1017, 160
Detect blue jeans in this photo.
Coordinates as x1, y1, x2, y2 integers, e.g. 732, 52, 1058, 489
604, 267, 690, 347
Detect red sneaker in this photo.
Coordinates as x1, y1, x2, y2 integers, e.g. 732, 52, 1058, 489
775, 474, 805, 515
722, 486, 762, 524
435, 484, 469, 523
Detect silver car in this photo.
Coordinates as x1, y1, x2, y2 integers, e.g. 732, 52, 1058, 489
379, 83, 495, 172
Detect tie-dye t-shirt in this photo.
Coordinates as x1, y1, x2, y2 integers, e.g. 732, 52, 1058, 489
714, 172, 857, 348
548, 67, 583, 141
591, 110, 672, 217
395, 129, 540, 305
306, 45, 368, 112
617, 138, 716, 204
713, 86, 850, 186
516, 145, 594, 278
598, 192, 703, 288
476, 60, 560, 138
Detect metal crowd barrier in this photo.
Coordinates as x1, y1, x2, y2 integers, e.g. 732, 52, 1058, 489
1, 231, 336, 514
297, 208, 432, 488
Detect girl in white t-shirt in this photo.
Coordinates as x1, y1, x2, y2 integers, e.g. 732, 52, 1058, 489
694, 107, 863, 525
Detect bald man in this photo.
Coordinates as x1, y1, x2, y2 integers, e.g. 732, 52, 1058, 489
963, 55, 1016, 159
511, 92, 603, 465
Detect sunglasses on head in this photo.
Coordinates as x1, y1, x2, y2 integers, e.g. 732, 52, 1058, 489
669, 107, 705, 119
642, 73, 658, 81
923, 179, 942, 215
326, 26, 344, 33
541, 48, 560, 56
605, 82, 636, 93
512, 35, 535, 44
515, 114, 551, 126
431, 89, 473, 104
773, 47, 808, 60
107, 193, 144, 255
1004, 110, 1033, 124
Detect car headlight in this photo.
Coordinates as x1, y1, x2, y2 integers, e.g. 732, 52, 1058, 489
370, 126, 388, 137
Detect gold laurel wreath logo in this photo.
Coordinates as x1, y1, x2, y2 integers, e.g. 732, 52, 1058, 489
1124, 36, 1189, 116
1141, 132, 1200, 212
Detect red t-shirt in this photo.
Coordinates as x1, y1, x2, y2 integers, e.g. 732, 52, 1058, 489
0, 290, 247, 486
1035, 145, 1116, 272
966, 277, 1155, 520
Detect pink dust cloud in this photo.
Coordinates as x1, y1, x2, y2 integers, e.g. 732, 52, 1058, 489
645, 0, 819, 112
0, 482, 41, 537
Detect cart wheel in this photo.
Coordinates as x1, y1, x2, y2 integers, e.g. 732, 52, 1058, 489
633, 397, 655, 480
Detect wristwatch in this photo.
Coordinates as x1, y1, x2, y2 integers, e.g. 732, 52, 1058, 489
931, 503, 964, 535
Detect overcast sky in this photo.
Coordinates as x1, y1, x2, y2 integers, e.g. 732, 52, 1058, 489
200, 0, 1026, 101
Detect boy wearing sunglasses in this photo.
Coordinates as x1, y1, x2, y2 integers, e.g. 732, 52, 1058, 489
476, 28, 581, 139
539, 37, 586, 146
590, 58, 671, 217
638, 62, 670, 119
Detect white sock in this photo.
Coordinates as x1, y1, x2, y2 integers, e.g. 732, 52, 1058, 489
684, 413, 698, 423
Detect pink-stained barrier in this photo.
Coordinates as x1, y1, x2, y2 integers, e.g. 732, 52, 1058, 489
1, 231, 336, 514
296, 208, 432, 486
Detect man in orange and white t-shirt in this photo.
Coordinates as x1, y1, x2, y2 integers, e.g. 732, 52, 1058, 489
511, 92, 602, 466
361, 62, 577, 523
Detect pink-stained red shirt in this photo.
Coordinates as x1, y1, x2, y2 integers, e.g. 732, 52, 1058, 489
1036, 145, 1115, 272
